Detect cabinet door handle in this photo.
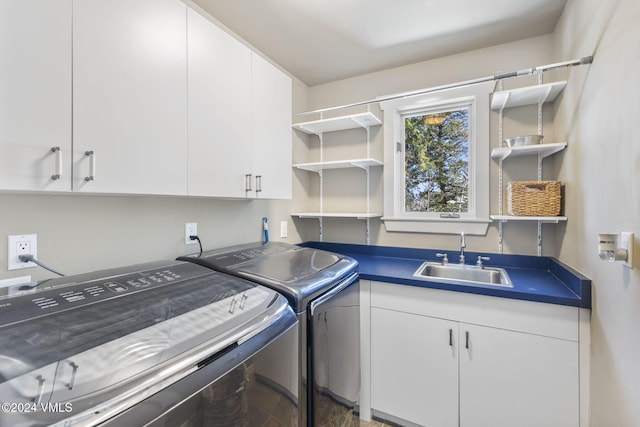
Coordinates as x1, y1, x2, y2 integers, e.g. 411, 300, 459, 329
449, 328, 453, 346
245, 174, 252, 192
465, 331, 470, 349
255, 175, 262, 194
51, 147, 62, 180
84, 151, 96, 181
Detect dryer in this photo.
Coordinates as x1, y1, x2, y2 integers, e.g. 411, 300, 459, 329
179, 242, 360, 427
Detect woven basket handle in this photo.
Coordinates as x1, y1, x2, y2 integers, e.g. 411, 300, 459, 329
524, 183, 548, 191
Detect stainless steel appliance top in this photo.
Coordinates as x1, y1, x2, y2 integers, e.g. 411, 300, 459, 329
178, 242, 358, 312
0, 260, 289, 426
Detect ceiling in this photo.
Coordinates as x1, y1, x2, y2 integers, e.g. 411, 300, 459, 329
193, 0, 567, 86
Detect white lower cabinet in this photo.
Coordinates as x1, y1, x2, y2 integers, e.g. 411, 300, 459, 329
459, 323, 578, 427
371, 307, 459, 427
369, 281, 580, 427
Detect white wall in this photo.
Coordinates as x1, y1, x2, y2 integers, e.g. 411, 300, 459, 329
296, 35, 560, 254
0, 189, 305, 281
553, 0, 640, 425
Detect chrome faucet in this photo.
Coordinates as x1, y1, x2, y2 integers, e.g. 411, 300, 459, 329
436, 253, 449, 265
459, 232, 466, 264
476, 256, 490, 268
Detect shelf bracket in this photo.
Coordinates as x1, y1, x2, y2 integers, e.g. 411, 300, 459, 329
537, 220, 543, 256
351, 161, 371, 170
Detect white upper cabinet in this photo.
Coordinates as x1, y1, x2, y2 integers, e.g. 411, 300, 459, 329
187, 9, 292, 199
2, 2, 291, 198
72, 0, 188, 195
250, 52, 292, 200
187, 8, 252, 198
0, 0, 72, 191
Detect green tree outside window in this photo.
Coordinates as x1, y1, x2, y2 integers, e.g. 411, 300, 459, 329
404, 109, 469, 213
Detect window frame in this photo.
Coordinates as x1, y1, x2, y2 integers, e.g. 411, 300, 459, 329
400, 100, 474, 218
380, 81, 493, 235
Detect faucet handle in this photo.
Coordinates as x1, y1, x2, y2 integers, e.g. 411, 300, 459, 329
436, 253, 448, 264
476, 256, 490, 268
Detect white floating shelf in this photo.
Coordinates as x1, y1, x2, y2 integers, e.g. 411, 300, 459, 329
491, 81, 567, 110
491, 215, 567, 224
291, 212, 382, 219
293, 158, 383, 173
292, 112, 382, 135
491, 142, 567, 161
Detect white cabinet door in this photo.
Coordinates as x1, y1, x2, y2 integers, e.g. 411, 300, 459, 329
250, 52, 292, 200
72, 0, 187, 195
187, 8, 252, 198
371, 307, 459, 427
0, 0, 71, 191
459, 323, 579, 427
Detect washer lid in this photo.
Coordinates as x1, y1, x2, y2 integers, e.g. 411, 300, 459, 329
183, 243, 358, 312
239, 247, 340, 283
0, 261, 288, 426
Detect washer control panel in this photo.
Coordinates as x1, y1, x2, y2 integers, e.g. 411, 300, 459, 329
0, 263, 208, 327
203, 242, 291, 268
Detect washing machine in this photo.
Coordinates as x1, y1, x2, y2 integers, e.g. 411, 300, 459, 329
0, 259, 298, 426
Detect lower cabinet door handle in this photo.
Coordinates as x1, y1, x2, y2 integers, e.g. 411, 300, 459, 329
449, 328, 453, 346
465, 331, 470, 349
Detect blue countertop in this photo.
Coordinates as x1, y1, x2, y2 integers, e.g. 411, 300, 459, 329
300, 242, 592, 309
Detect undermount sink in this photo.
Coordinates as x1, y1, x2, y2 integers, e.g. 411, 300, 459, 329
413, 262, 514, 288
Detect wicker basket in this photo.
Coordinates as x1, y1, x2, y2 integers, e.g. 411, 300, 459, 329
507, 181, 561, 216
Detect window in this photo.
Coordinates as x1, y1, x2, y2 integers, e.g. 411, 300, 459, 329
380, 81, 493, 234
404, 106, 470, 215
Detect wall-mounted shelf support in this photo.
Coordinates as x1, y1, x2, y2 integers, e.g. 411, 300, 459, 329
492, 77, 568, 255
291, 212, 382, 219
491, 142, 567, 161
491, 81, 567, 111
491, 215, 568, 223
293, 158, 383, 173
292, 112, 381, 135
292, 109, 382, 244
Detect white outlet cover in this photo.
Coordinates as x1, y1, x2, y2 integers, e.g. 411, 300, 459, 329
0, 275, 32, 288
8, 234, 38, 270
185, 223, 198, 245
280, 221, 288, 238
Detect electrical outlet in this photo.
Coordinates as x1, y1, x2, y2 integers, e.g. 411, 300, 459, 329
280, 221, 288, 238
8, 234, 38, 270
185, 223, 198, 245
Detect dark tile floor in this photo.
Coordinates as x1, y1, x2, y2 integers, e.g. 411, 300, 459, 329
314, 391, 393, 427
359, 419, 393, 427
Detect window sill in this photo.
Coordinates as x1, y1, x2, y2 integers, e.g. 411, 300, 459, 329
381, 217, 491, 235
